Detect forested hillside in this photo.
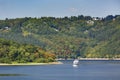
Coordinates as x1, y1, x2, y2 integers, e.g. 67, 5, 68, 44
0, 15, 120, 59
0, 38, 56, 63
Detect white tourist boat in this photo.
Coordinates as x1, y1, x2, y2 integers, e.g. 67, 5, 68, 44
73, 59, 79, 67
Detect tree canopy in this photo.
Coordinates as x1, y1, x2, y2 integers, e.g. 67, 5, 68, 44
0, 38, 56, 63
0, 15, 120, 59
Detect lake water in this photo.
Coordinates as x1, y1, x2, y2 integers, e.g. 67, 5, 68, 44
0, 60, 120, 80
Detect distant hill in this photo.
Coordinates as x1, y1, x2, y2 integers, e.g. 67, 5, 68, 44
0, 15, 120, 59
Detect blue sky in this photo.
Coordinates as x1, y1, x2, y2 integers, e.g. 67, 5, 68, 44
0, 0, 120, 19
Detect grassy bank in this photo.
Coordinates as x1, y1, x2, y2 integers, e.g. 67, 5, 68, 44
0, 61, 63, 66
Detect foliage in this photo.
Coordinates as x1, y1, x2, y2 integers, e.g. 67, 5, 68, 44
0, 15, 120, 59
0, 38, 56, 63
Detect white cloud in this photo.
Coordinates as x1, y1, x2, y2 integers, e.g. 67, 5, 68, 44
69, 8, 78, 12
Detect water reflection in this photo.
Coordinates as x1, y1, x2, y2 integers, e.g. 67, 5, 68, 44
73, 65, 79, 68
0, 74, 27, 76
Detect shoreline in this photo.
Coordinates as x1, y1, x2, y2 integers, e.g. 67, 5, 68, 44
79, 58, 120, 60
0, 61, 63, 66
57, 58, 120, 60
